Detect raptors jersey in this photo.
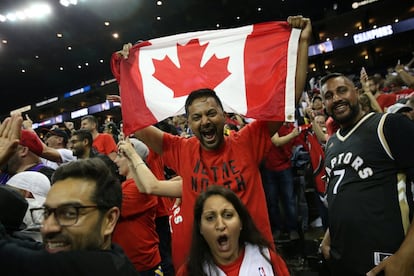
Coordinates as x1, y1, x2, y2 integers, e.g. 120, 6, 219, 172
325, 112, 411, 274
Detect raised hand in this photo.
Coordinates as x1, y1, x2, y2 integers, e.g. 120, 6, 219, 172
0, 113, 22, 166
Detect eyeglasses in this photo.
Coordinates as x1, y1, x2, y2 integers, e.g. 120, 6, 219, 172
30, 204, 108, 227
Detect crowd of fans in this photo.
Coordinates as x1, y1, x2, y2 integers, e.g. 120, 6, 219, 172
1, 17, 414, 275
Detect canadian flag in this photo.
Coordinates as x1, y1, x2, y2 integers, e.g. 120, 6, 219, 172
111, 21, 301, 135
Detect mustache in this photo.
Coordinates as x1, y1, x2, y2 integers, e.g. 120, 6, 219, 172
42, 233, 70, 243
332, 100, 350, 109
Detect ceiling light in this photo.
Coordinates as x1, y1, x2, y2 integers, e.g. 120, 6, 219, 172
67, 46, 72, 50
373, 25, 377, 29
25, 3, 52, 19
2, 40, 7, 44
157, 1, 163, 6
57, 33, 63, 38
216, 23, 220, 28
312, 68, 316, 72
394, 18, 399, 23
59, 67, 64, 71
364, 55, 368, 60
112, 33, 119, 39
21, 69, 26, 73
344, 33, 348, 36
1, 3, 51, 23
6, 13, 17, 22
60, 0, 78, 7
85, 62, 89, 66
156, 16, 161, 20
104, 21, 110, 26
99, 59, 104, 63
78, 65, 82, 69
16, 12, 26, 20
257, 7, 262, 11
236, 16, 240, 20
35, 55, 39, 59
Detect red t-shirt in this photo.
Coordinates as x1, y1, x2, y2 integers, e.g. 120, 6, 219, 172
92, 133, 117, 155
162, 121, 283, 270
147, 150, 174, 217
264, 123, 299, 171
377, 88, 414, 110
112, 178, 161, 271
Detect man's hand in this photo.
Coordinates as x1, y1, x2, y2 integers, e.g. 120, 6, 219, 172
366, 253, 414, 276
106, 94, 122, 103
116, 43, 133, 59
287, 15, 312, 42
64, 121, 75, 131
0, 114, 22, 166
22, 114, 33, 130
360, 67, 371, 93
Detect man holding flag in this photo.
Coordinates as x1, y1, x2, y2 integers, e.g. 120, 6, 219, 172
113, 15, 312, 273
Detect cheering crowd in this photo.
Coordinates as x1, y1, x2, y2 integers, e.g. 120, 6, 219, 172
1, 14, 414, 276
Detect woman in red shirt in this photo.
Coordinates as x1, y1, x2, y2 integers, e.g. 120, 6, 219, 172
177, 186, 290, 276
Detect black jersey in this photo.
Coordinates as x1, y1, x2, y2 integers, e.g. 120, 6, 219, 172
325, 112, 412, 275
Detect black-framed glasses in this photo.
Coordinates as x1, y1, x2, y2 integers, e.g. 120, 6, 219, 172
30, 204, 108, 227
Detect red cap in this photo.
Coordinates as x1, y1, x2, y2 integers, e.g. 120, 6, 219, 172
20, 130, 43, 156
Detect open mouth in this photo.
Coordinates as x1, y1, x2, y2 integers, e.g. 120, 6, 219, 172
201, 128, 216, 143
45, 241, 70, 253
217, 235, 230, 251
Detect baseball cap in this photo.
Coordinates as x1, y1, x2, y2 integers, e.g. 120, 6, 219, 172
0, 185, 28, 232
6, 171, 51, 202
46, 128, 69, 143
386, 103, 413, 114
129, 138, 149, 161
20, 130, 43, 156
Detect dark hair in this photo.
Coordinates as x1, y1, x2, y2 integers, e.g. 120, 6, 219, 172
72, 129, 93, 146
186, 185, 272, 276
52, 158, 122, 211
319, 72, 346, 87
184, 88, 224, 115
81, 115, 99, 127
312, 95, 323, 103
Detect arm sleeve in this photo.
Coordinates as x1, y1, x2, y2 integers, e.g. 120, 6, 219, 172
0, 236, 137, 275
383, 113, 414, 169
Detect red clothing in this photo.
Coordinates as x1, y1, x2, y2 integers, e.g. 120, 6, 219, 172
264, 123, 298, 172
325, 116, 339, 139
376, 88, 414, 110
112, 178, 161, 271
92, 133, 117, 155
147, 150, 174, 217
162, 121, 286, 271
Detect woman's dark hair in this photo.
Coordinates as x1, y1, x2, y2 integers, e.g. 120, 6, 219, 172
186, 185, 272, 276
184, 88, 224, 115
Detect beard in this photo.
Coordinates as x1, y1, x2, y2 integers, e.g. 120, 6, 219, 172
331, 101, 361, 125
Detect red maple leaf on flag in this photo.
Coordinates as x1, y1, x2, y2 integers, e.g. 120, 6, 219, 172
152, 39, 231, 97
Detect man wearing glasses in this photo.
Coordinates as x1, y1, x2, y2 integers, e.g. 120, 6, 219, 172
0, 116, 139, 276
